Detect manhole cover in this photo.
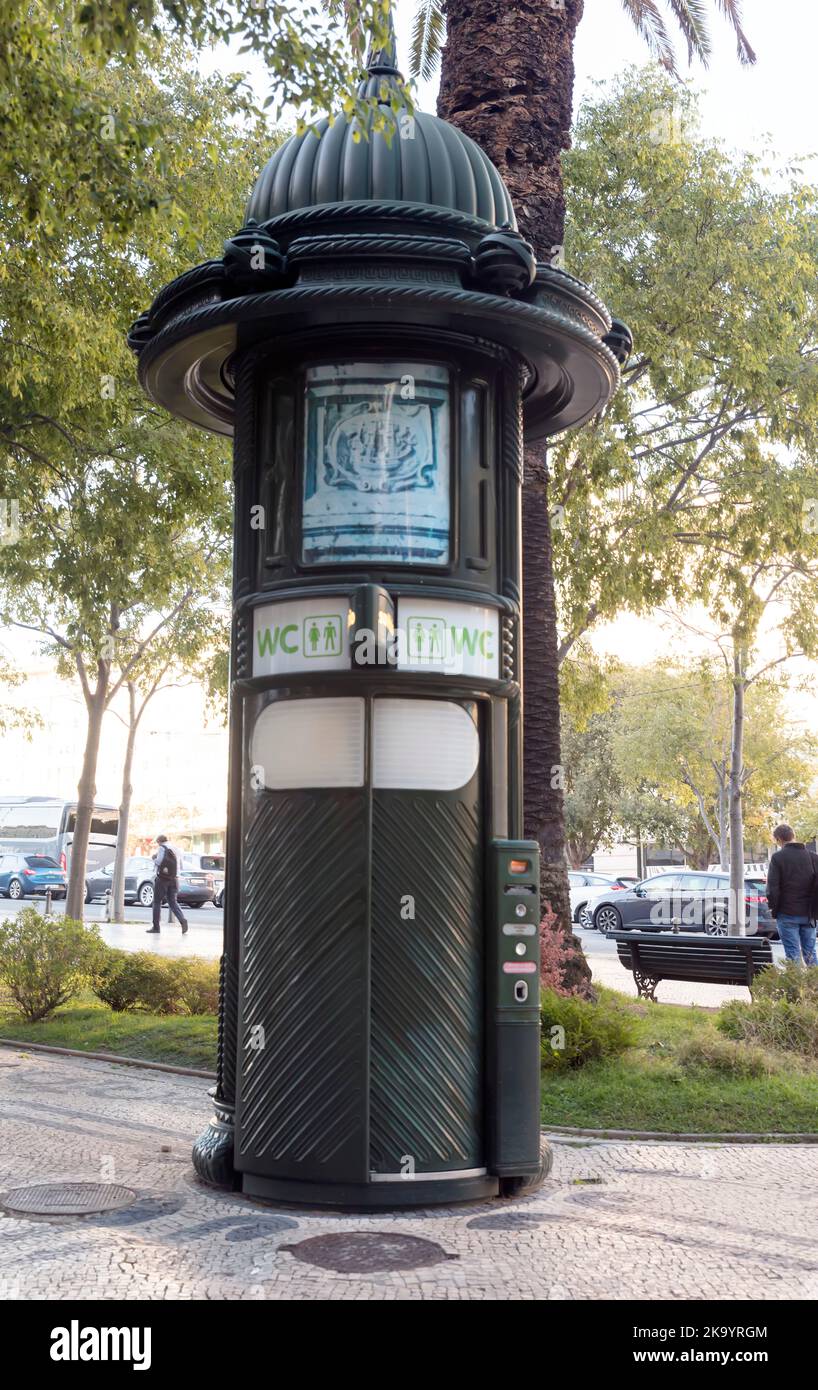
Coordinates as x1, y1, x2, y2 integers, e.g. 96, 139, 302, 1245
280, 1232, 457, 1273
0, 1183, 137, 1217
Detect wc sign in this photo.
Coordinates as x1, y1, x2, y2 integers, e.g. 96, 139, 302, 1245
253, 596, 500, 679
253, 598, 351, 675
395, 599, 499, 678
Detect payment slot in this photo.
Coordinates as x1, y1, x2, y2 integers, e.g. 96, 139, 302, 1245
487, 839, 542, 1186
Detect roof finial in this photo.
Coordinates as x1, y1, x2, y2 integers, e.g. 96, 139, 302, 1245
365, 4, 401, 79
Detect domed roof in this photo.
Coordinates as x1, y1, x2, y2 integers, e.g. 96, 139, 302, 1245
245, 30, 516, 229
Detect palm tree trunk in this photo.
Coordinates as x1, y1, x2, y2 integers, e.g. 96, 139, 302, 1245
438, 0, 584, 255
438, 0, 592, 992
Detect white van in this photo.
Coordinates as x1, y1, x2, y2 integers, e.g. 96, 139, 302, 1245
0, 796, 119, 874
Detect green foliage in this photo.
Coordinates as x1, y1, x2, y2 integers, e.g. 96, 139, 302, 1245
718, 995, 818, 1059
0, 3, 400, 242
540, 987, 640, 1069
751, 962, 818, 1006
0, 909, 103, 1021
93, 949, 182, 1014
92, 947, 218, 1015
175, 957, 220, 1015
676, 1034, 781, 1078
77, 0, 404, 135
557, 71, 818, 660
0, 33, 256, 910
561, 659, 813, 864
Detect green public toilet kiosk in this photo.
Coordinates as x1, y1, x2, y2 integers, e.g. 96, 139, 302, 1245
130, 28, 624, 1207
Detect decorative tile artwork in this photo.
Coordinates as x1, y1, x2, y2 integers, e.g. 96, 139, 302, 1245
302, 362, 451, 565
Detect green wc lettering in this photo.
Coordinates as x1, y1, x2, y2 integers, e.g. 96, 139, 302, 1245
257, 624, 298, 656
449, 627, 494, 660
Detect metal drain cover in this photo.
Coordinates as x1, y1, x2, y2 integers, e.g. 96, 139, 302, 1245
280, 1231, 456, 1273
0, 1183, 137, 1216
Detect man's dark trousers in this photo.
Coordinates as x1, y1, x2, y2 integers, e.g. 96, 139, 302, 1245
152, 877, 188, 931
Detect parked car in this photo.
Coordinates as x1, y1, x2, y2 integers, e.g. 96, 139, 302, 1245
0, 852, 66, 899
568, 871, 618, 923
578, 876, 640, 929
85, 855, 215, 908
591, 870, 777, 938
182, 854, 224, 908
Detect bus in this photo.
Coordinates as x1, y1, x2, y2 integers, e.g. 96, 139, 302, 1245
0, 797, 119, 874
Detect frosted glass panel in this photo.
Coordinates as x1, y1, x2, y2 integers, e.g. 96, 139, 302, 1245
251, 698, 365, 789
302, 362, 450, 565
373, 700, 479, 791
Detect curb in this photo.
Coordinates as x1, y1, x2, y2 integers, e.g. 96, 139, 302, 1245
4, 1041, 816, 1144
0, 1037, 216, 1081
544, 1125, 818, 1144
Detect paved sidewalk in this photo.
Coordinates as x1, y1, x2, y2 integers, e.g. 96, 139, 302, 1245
95, 920, 222, 960
2, 1049, 818, 1300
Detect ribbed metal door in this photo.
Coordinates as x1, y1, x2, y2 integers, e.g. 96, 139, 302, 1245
370, 723, 484, 1176
235, 789, 369, 1183
235, 696, 484, 1186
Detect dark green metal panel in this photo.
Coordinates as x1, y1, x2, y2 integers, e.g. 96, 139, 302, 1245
235, 789, 369, 1183
370, 766, 483, 1174
487, 839, 542, 1175
244, 30, 516, 230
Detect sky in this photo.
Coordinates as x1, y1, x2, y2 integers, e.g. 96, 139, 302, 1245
2, 0, 816, 830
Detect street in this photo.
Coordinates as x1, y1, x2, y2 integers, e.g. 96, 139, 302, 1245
0, 897, 223, 960
0, 894, 789, 1001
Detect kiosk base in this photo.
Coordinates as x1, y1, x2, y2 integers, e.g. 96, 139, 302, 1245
240, 1171, 500, 1208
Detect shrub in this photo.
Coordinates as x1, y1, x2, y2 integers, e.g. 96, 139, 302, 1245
677, 1034, 780, 1078
539, 904, 568, 994
541, 988, 640, 1070
0, 909, 103, 1022
751, 961, 818, 1006
93, 949, 185, 1015
717, 996, 818, 1059
92, 948, 219, 1015
175, 957, 220, 1015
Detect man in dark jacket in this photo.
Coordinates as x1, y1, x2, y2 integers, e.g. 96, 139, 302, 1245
146, 833, 188, 936
766, 824, 818, 966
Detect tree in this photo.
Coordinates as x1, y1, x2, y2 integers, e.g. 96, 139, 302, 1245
551, 74, 818, 658
611, 663, 816, 874
426, 2, 756, 985
0, 1, 397, 240
0, 659, 41, 738
106, 593, 229, 922
0, 41, 263, 918
562, 700, 623, 867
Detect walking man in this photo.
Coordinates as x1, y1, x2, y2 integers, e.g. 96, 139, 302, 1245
146, 834, 188, 936
766, 824, 818, 966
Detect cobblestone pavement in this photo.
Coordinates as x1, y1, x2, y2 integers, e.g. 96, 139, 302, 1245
2, 1049, 817, 1301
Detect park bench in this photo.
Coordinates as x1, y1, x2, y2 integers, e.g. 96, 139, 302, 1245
605, 929, 774, 1001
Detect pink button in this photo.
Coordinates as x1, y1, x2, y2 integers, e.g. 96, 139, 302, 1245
503, 962, 537, 974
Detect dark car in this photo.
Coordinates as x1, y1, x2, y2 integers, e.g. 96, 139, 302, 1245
577, 875, 639, 928
592, 870, 777, 939
86, 856, 215, 908
0, 852, 66, 900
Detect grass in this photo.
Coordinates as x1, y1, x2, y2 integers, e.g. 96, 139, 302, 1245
541, 987, 818, 1134
3, 985, 818, 1134
0, 990, 217, 1070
